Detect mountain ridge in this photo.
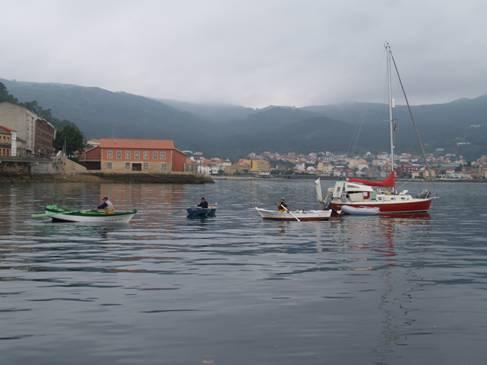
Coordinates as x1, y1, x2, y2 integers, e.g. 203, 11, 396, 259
1, 78, 486, 159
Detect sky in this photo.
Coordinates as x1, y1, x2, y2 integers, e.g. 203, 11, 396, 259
1, 0, 486, 107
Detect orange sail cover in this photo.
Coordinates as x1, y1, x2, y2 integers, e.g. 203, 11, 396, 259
347, 172, 395, 187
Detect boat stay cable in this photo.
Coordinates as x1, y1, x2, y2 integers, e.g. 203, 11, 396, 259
389, 49, 432, 182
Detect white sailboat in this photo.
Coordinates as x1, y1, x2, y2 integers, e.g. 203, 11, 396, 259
326, 43, 433, 215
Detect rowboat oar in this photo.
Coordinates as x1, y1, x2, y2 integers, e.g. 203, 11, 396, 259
281, 204, 301, 222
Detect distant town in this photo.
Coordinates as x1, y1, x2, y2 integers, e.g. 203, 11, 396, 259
184, 150, 487, 181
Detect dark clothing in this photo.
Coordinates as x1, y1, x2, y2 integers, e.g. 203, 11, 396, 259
97, 199, 113, 210
198, 201, 209, 208
278, 201, 288, 211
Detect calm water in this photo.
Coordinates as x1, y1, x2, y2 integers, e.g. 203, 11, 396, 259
0, 179, 486, 364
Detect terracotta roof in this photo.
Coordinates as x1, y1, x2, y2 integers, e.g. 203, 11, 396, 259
0, 124, 14, 133
98, 138, 176, 149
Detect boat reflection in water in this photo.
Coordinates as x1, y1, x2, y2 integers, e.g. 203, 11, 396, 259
332, 212, 431, 264
329, 213, 432, 360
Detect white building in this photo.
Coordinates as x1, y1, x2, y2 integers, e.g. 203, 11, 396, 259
0, 102, 37, 154
0, 102, 55, 156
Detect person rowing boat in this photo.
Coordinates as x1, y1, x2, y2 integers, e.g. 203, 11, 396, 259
197, 197, 209, 209
277, 198, 301, 222
277, 198, 288, 212
97, 197, 114, 214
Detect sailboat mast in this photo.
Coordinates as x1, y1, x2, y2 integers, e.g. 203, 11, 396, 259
386, 42, 394, 175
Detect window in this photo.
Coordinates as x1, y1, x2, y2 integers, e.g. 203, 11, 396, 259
159, 151, 166, 160
143, 162, 149, 170
125, 150, 131, 160
106, 162, 112, 169
116, 150, 122, 160
107, 150, 113, 160
143, 151, 149, 160
134, 151, 140, 160
161, 163, 168, 172
125, 162, 130, 169
152, 151, 158, 160
132, 163, 142, 171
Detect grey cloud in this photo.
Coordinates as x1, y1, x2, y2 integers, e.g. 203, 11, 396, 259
1, 0, 486, 106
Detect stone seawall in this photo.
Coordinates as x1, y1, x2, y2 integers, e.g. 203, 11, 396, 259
0, 172, 213, 184
0, 160, 31, 176
88, 173, 213, 184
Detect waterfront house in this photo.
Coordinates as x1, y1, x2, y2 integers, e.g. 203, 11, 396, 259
0, 124, 14, 157
0, 102, 55, 157
79, 138, 187, 173
0, 124, 27, 157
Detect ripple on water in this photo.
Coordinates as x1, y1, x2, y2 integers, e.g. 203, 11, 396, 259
0, 181, 487, 364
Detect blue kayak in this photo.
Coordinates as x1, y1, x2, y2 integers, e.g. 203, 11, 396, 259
187, 206, 217, 219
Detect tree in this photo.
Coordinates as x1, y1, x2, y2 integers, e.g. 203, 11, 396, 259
0, 82, 18, 104
54, 122, 85, 157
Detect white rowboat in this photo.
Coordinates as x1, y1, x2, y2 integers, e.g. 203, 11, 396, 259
255, 208, 332, 221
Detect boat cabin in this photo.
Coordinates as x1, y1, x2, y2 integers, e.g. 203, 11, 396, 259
329, 181, 413, 203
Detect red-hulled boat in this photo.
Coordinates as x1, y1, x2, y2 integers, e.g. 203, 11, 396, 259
327, 172, 432, 214
326, 43, 433, 215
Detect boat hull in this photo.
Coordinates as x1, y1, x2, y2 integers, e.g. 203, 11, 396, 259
48, 212, 136, 223
341, 205, 380, 216
256, 208, 332, 221
331, 198, 432, 215
186, 207, 217, 219
45, 205, 136, 223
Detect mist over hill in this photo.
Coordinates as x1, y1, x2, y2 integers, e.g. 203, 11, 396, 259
303, 97, 487, 158
2, 78, 486, 159
158, 99, 255, 123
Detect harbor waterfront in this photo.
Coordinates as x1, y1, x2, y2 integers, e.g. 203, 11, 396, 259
1, 179, 487, 364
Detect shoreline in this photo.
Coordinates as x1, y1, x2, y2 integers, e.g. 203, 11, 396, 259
0, 173, 214, 184
212, 175, 487, 183
2, 173, 484, 184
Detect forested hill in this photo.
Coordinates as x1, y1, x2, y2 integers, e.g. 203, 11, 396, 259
303, 97, 487, 159
2, 78, 486, 159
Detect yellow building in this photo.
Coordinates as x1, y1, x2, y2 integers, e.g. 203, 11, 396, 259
317, 162, 333, 174
250, 159, 271, 172
0, 125, 12, 157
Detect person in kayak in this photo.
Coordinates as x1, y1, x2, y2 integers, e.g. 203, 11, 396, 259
98, 197, 114, 214
197, 197, 209, 209
278, 199, 288, 212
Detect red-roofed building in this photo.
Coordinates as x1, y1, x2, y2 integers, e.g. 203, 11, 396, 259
79, 138, 187, 173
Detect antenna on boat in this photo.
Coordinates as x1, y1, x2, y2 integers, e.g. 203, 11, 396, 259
385, 42, 395, 192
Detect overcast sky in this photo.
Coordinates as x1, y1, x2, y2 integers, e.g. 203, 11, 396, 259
1, 0, 486, 107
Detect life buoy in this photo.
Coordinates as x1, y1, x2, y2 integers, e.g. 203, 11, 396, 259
362, 191, 370, 199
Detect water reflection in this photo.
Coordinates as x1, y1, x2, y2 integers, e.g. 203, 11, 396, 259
0, 181, 486, 365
